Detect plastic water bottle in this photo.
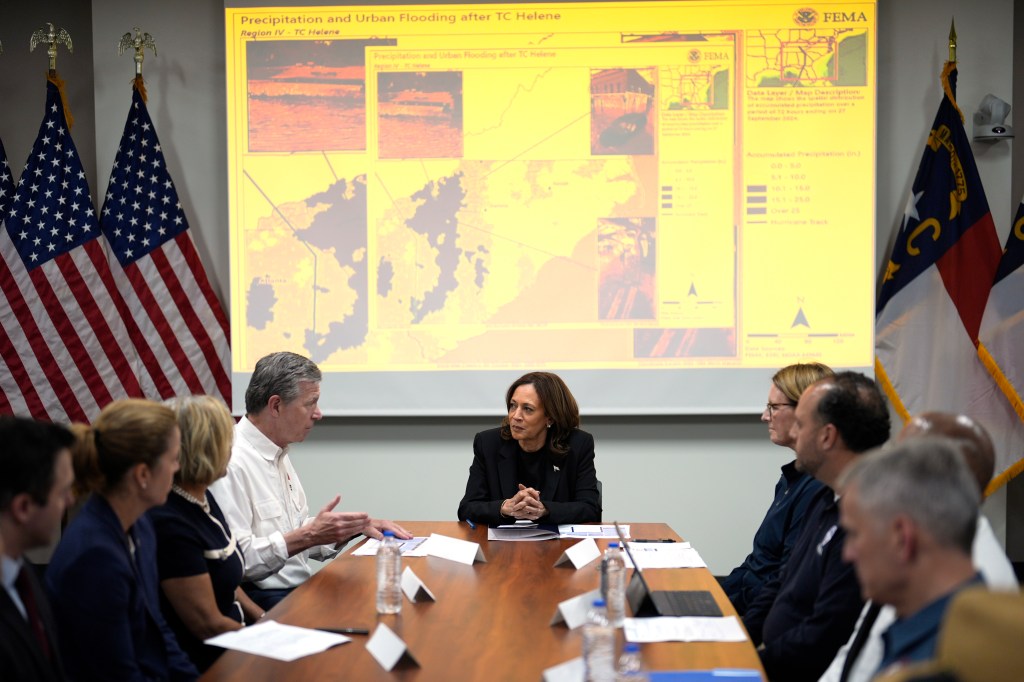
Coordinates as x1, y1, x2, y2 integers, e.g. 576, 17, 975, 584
601, 542, 627, 627
376, 531, 402, 614
583, 599, 615, 682
616, 642, 648, 681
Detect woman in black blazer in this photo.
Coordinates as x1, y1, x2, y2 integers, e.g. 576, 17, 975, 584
457, 372, 601, 526
46, 399, 198, 681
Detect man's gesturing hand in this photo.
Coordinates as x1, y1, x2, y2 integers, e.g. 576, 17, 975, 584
306, 495, 370, 545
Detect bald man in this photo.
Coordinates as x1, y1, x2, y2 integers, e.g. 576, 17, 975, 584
819, 412, 1017, 682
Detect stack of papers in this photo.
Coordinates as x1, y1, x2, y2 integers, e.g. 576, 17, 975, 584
205, 621, 349, 661
488, 523, 636, 541
487, 523, 559, 541
623, 542, 706, 569
648, 671, 761, 681
557, 524, 630, 538
624, 616, 747, 643
351, 537, 429, 557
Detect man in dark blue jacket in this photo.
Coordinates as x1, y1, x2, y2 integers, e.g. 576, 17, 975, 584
742, 371, 890, 682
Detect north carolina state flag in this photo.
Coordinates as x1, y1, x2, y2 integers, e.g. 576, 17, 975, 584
875, 62, 1024, 490
977, 197, 1024, 489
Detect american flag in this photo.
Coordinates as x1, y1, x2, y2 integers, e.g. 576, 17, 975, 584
0, 138, 13, 217
1, 80, 144, 421
98, 81, 230, 405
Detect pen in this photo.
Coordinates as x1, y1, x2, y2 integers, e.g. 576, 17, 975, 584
466, 519, 477, 530
316, 627, 370, 635
632, 538, 675, 543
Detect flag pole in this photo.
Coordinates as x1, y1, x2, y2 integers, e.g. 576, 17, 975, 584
941, 19, 963, 122
948, 18, 956, 64
29, 22, 75, 128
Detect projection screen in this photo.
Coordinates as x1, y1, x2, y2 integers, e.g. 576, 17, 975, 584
224, 0, 877, 415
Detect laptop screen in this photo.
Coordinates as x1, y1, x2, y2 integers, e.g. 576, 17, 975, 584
614, 521, 656, 613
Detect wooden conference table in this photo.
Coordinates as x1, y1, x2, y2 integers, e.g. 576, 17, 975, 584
201, 522, 766, 681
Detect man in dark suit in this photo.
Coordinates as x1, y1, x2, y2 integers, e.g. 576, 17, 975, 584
0, 416, 76, 681
742, 371, 891, 682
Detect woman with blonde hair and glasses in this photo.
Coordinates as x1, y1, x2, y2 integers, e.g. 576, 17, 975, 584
718, 362, 834, 616
150, 395, 263, 672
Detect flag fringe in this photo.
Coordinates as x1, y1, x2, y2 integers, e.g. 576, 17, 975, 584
940, 61, 965, 124
873, 356, 911, 425
132, 75, 148, 104
46, 71, 74, 129
977, 342, 1024, 422
986, 455, 1024, 495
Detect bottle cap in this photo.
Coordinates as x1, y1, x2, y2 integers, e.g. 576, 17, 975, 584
383, 530, 395, 537
592, 598, 606, 608
624, 642, 640, 653
609, 542, 619, 548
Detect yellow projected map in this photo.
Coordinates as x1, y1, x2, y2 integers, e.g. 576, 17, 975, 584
226, 2, 876, 374
746, 29, 868, 87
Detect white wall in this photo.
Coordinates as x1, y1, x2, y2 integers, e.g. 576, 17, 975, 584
0, 0, 1017, 573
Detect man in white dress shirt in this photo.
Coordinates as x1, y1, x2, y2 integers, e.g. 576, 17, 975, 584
819, 412, 1018, 682
210, 352, 411, 610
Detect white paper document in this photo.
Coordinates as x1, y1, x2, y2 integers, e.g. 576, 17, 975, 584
623, 542, 705, 569
557, 524, 630, 538
488, 522, 559, 541
205, 620, 350, 662
420, 533, 486, 565
623, 616, 747, 643
351, 536, 429, 557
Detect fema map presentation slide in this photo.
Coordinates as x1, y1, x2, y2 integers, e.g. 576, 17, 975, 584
224, 1, 876, 415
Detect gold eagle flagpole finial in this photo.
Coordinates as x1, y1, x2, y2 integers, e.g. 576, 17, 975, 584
30, 22, 73, 74
118, 27, 157, 78
948, 18, 957, 64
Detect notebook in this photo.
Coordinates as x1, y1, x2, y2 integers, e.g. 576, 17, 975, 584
614, 522, 722, 618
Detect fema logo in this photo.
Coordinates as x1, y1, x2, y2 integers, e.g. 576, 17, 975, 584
794, 7, 818, 26
688, 49, 701, 62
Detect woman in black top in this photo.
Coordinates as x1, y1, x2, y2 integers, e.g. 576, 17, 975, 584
150, 395, 263, 671
457, 372, 601, 525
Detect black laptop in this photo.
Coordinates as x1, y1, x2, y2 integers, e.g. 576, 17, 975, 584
614, 522, 722, 618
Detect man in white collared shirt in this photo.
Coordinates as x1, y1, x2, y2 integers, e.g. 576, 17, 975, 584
210, 352, 410, 610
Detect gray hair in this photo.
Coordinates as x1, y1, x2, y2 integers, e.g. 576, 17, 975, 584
839, 436, 979, 553
244, 352, 322, 415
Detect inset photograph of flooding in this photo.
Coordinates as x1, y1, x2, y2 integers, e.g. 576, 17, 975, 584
598, 216, 656, 320
590, 67, 657, 156
377, 71, 464, 159
247, 39, 395, 152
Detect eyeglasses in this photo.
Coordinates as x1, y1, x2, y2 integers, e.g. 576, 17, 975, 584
765, 402, 795, 417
